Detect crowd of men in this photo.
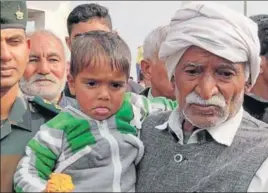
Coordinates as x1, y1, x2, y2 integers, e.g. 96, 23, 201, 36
1, 0, 268, 192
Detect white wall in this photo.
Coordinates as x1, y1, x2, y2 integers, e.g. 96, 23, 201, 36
247, 1, 268, 16
26, 1, 71, 60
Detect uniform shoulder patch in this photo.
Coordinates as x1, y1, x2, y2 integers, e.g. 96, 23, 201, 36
27, 96, 62, 115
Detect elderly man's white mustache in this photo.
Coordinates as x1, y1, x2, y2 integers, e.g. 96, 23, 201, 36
29, 74, 58, 84
186, 91, 226, 108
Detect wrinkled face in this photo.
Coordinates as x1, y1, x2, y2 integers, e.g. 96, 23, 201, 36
175, 46, 248, 129
20, 33, 66, 101
66, 19, 111, 50
142, 55, 175, 100
68, 58, 127, 120
0, 29, 30, 90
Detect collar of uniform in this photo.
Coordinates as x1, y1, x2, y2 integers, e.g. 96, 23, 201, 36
1, 93, 31, 140
8, 93, 32, 131
155, 107, 244, 146
1, 119, 12, 140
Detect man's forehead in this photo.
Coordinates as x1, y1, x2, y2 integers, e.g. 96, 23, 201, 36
1, 28, 25, 39
29, 50, 61, 57
30, 33, 62, 46
30, 34, 64, 54
180, 46, 233, 64
70, 20, 111, 39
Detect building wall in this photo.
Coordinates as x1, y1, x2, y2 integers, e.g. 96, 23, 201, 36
247, 1, 268, 16
26, 1, 72, 60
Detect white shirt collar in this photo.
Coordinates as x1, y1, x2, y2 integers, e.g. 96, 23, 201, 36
207, 107, 243, 146
155, 107, 244, 146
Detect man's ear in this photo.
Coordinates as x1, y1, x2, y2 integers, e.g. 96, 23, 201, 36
67, 74, 76, 96
245, 82, 253, 93
65, 36, 71, 51
245, 56, 268, 93
141, 59, 153, 80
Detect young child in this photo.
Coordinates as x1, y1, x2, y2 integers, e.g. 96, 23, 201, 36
13, 31, 177, 192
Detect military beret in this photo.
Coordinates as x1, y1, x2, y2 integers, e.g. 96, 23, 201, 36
0, 0, 28, 29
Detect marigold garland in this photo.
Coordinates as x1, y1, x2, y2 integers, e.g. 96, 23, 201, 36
45, 173, 74, 192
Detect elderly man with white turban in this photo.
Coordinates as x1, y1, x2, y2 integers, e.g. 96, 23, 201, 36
136, 1, 268, 192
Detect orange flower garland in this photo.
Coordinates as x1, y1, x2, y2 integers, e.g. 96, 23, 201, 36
45, 173, 75, 192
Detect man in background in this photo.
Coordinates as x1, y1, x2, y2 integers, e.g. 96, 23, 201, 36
140, 25, 175, 100
64, 3, 142, 96
243, 14, 268, 123
65, 3, 112, 50
138, 70, 150, 88
20, 30, 75, 107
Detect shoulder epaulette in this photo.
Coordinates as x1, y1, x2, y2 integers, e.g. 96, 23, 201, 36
27, 96, 62, 115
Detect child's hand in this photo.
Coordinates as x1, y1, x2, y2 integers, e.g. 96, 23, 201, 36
45, 173, 74, 192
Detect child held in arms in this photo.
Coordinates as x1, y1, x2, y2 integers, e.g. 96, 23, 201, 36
14, 31, 177, 192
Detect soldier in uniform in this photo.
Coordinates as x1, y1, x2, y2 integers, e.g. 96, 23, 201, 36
0, 1, 61, 192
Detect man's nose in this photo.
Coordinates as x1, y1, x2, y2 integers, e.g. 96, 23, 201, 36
37, 60, 50, 75
195, 74, 219, 100
0, 43, 12, 63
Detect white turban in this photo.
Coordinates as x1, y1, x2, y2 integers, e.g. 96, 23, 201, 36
159, 1, 261, 85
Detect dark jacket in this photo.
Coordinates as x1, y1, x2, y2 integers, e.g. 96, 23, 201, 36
139, 87, 150, 97
243, 94, 268, 123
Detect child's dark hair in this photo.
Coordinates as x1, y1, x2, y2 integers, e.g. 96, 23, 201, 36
70, 31, 131, 78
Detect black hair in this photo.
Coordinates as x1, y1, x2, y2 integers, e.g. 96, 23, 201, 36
67, 3, 112, 35
250, 14, 268, 57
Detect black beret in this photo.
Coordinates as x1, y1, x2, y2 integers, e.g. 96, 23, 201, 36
0, 0, 28, 29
